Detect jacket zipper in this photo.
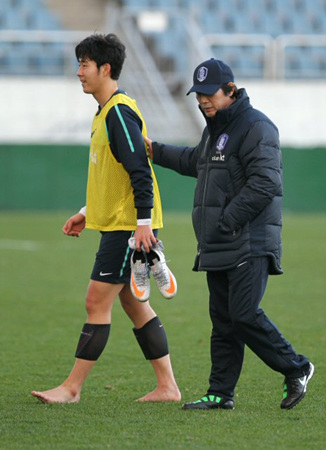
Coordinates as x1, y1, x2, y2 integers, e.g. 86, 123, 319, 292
198, 135, 210, 270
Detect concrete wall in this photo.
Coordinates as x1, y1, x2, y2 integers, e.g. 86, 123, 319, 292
1, 78, 325, 212
1, 78, 326, 147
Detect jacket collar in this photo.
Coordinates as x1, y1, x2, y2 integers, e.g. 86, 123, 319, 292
200, 88, 251, 133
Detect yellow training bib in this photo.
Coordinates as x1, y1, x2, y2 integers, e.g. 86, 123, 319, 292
85, 93, 163, 231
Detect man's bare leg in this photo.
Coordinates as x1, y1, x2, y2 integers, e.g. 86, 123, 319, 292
31, 359, 95, 403
119, 284, 181, 402
137, 354, 181, 402
31, 280, 122, 404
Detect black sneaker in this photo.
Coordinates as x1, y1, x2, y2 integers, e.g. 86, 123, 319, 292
281, 362, 314, 410
182, 395, 234, 410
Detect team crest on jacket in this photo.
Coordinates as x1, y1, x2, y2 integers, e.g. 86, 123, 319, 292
216, 133, 229, 151
212, 134, 229, 161
197, 66, 208, 82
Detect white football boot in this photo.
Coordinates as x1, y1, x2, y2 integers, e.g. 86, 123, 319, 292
147, 241, 177, 299
130, 249, 150, 302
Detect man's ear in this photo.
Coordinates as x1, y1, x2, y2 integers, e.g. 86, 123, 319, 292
101, 63, 111, 76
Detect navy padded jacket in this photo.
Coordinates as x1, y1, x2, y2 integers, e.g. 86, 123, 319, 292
153, 89, 283, 275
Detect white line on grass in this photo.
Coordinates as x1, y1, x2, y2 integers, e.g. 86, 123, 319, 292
0, 239, 43, 251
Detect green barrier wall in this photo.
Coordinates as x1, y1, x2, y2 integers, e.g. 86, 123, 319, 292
0, 144, 325, 212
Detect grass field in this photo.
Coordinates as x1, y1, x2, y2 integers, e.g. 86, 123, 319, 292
0, 211, 325, 449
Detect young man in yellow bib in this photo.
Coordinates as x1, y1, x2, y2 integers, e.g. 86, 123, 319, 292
31, 33, 181, 404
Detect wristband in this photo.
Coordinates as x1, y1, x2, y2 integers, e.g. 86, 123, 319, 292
79, 206, 86, 216
137, 218, 152, 226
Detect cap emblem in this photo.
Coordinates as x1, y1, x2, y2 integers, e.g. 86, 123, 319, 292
197, 66, 208, 82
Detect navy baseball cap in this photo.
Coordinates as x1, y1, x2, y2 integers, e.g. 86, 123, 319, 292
187, 58, 234, 95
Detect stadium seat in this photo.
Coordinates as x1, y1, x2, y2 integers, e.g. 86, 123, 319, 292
0, 0, 63, 76
1, 0, 326, 80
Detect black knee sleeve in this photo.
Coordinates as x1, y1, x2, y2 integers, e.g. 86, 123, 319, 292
75, 323, 111, 361
133, 316, 169, 360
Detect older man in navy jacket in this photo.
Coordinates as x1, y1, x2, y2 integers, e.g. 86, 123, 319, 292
146, 58, 314, 411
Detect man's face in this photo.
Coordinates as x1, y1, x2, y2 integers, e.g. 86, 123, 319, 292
77, 58, 105, 94
196, 89, 232, 117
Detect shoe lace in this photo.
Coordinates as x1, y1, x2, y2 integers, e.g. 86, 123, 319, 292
133, 262, 149, 288
152, 262, 170, 288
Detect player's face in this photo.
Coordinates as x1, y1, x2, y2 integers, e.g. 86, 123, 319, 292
196, 89, 232, 117
77, 58, 104, 95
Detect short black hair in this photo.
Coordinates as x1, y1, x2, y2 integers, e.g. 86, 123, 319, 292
221, 83, 239, 99
75, 33, 126, 80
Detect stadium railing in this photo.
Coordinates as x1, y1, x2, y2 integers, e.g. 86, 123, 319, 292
1, 29, 326, 81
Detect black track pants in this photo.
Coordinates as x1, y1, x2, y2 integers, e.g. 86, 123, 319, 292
206, 257, 309, 398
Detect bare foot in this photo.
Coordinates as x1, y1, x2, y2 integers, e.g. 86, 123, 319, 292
31, 386, 80, 404
137, 386, 181, 402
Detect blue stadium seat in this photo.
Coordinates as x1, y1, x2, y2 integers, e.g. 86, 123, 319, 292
313, 47, 326, 73
0, 0, 61, 30
291, 10, 309, 34
2, 43, 29, 75
123, 0, 150, 10
2, 9, 27, 29
1, 0, 326, 79
0, 0, 64, 76
246, 0, 266, 13
284, 46, 317, 78
306, 11, 326, 33
27, 9, 61, 29
155, 0, 179, 7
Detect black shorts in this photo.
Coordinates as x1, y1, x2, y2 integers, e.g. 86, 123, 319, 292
91, 230, 158, 284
